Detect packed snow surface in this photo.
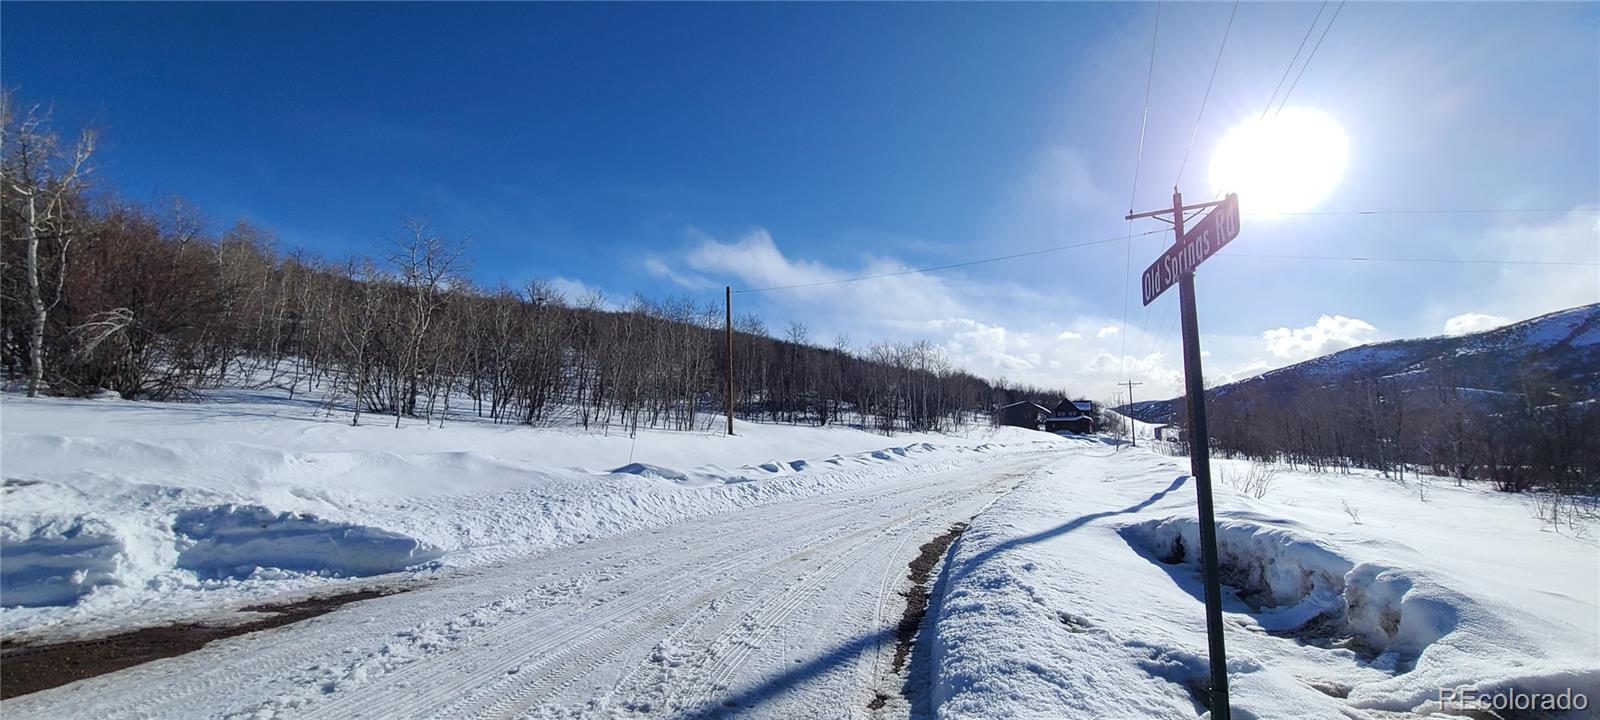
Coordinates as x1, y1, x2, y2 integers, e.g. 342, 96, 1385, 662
1, 388, 1051, 636
2, 393, 1068, 719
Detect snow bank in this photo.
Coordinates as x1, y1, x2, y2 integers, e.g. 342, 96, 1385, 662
1123, 517, 1354, 635
1122, 516, 1472, 671
0, 515, 124, 607
926, 448, 1600, 718
172, 505, 443, 580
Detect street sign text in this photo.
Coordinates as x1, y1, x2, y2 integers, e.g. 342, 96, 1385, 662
1141, 193, 1240, 306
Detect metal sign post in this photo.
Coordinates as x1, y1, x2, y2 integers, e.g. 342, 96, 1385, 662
1127, 188, 1239, 720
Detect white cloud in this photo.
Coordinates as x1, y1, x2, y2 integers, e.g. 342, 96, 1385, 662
1456, 211, 1600, 322
644, 227, 1182, 398
943, 319, 1035, 372
1079, 350, 1183, 400
677, 227, 970, 326
1015, 145, 1114, 214
1261, 315, 1378, 361
547, 276, 617, 309
643, 255, 713, 290
1443, 312, 1510, 336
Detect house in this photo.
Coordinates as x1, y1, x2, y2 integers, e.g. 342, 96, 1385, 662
998, 400, 1050, 430
1043, 399, 1097, 434
1154, 423, 1185, 442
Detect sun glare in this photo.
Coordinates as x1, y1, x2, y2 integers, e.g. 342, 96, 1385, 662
1209, 107, 1348, 216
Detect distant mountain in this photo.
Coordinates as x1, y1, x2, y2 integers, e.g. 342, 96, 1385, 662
1120, 303, 1600, 425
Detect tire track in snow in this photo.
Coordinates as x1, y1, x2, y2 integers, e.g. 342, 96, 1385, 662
0, 446, 1061, 720
433, 482, 956, 719
308, 483, 946, 720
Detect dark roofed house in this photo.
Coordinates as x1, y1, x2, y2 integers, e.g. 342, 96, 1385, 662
998, 400, 1050, 431
1043, 398, 1097, 434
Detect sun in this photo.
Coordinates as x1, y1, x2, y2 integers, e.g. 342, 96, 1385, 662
1209, 107, 1349, 216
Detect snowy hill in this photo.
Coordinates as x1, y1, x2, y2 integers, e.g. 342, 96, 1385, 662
1122, 303, 1600, 424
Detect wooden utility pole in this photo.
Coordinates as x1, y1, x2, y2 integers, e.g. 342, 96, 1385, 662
1127, 187, 1240, 720
725, 286, 735, 436
1171, 188, 1228, 720
1119, 379, 1143, 446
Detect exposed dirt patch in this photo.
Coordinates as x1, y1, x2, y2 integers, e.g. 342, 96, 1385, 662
0, 588, 396, 699
891, 522, 967, 674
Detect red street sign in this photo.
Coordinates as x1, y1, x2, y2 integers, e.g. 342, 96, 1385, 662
1141, 193, 1240, 306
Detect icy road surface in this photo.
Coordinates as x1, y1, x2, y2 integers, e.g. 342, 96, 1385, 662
3, 448, 1055, 719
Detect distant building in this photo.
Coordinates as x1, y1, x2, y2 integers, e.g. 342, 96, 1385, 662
1154, 424, 1185, 442
998, 401, 1050, 430
1043, 399, 1097, 434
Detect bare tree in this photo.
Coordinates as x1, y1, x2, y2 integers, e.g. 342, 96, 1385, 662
385, 219, 466, 427
1, 95, 97, 396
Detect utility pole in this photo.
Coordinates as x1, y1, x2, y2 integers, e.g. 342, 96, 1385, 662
1127, 187, 1240, 720
1120, 379, 1143, 447
725, 286, 735, 436
1171, 188, 1228, 719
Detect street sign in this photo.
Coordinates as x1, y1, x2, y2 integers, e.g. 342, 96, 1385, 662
1124, 187, 1243, 719
1140, 193, 1239, 306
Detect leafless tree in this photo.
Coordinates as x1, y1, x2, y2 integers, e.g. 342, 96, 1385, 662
1, 94, 97, 396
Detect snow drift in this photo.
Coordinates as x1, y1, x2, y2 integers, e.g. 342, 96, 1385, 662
1122, 516, 1461, 668
1, 514, 124, 607
172, 505, 443, 580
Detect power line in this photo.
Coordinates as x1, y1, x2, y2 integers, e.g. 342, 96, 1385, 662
1121, 0, 1163, 379
1260, 1, 1329, 120
730, 206, 1591, 295
1137, 289, 1177, 370
1274, 0, 1346, 116
731, 229, 1168, 294
1175, 0, 1241, 187
1246, 207, 1597, 217
1219, 252, 1600, 267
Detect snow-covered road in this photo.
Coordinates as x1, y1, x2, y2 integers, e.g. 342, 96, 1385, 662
3, 445, 1059, 719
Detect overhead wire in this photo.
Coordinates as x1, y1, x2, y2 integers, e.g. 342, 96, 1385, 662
1120, 0, 1164, 378
1247, 207, 1596, 217
1175, 0, 1241, 188
731, 229, 1168, 294
1260, 1, 1329, 120
1217, 252, 1600, 267
1273, 0, 1346, 116
1197, 0, 1338, 205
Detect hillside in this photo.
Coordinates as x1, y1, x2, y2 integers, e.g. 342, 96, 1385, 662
1122, 303, 1600, 424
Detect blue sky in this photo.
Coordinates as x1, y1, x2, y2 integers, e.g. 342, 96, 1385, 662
4, 2, 1597, 400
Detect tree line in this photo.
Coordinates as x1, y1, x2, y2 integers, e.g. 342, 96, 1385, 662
1170, 371, 1600, 520
1, 96, 1072, 435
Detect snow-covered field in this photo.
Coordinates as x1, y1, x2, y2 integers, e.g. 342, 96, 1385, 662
1, 388, 1053, 639
927, 448, 1600, 718
4, 388, 1596, 718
